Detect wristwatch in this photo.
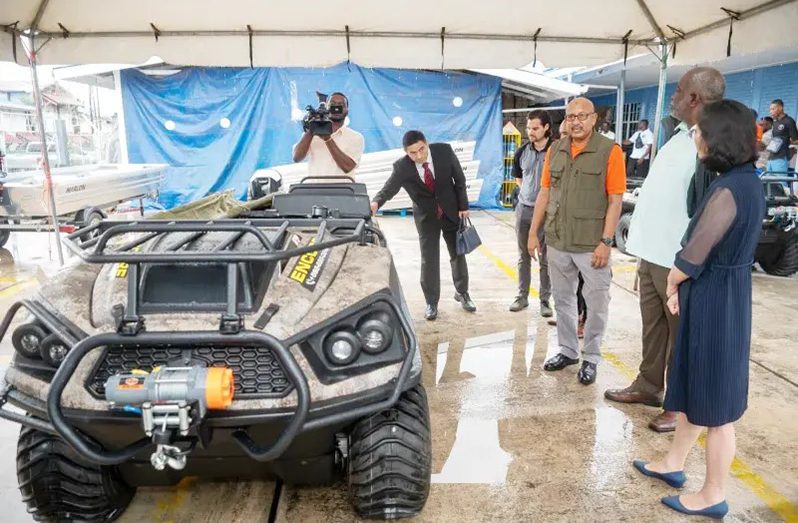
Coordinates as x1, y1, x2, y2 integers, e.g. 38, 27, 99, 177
601, 237, 613, 246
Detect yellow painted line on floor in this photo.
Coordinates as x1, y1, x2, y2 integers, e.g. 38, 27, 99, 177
605, 351, 798, 523
151, 476, 196, 522
477, 245, 540, 298
0, 279, 37, 300
479, 242, 798, 522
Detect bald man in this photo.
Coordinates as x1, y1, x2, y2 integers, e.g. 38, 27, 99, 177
605, 67, 725, 433
528, 98, 626, 385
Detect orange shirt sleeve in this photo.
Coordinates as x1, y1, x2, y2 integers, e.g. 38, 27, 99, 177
605, 144, 627, 195
541, 147, 553, 188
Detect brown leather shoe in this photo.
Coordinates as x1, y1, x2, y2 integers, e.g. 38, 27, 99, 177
649, 411, 678, 433
604, 386, 663, 407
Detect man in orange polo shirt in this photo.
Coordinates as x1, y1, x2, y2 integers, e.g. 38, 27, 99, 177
528, 97, 625, 385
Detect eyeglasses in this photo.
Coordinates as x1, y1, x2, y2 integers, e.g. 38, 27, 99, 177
564, 112, 595, 122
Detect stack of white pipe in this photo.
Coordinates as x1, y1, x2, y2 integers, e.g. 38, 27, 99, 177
250, 140, 483, 211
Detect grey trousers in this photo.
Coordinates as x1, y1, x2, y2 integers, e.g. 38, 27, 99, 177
547, 247, 612, 364
515, 203, 552, 301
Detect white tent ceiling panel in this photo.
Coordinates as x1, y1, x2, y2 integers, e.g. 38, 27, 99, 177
535, 42, 648, 68
0, 31, 14, 63
670, 1, 798, 65
648, 0, 764, 34
1, 0, 796, 68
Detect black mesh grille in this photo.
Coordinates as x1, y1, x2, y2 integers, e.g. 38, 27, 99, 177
88, 346, 293, 399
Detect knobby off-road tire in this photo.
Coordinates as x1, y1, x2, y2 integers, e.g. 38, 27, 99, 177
16, 427, 135, 522
614, 212, 633, 254
759, 234, 798, 277
348, 384, 432, 520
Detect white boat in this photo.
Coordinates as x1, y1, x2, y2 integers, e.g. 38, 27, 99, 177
0, 164, 166, 218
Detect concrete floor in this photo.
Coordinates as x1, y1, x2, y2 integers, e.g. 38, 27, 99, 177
0, 211, 796, 522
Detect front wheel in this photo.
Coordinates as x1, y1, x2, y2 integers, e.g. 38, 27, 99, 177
16, 427, 135, 521
348, 384, 431, 520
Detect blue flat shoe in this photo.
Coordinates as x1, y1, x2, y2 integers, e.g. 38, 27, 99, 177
633, 459, 686, 488
662, 495, 729, 519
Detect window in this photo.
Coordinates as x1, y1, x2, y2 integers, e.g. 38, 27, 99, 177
605, 102, 642, 141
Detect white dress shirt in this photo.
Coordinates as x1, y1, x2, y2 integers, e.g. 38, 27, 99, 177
625, 122, 696, 268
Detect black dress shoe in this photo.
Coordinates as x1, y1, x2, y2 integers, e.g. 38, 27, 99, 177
425, 304, 438, 321
543, 353, 579, 371
578, 361, 597, 385
454, 292, 477, 312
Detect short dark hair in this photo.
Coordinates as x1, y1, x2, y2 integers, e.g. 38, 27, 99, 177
697, 99, 757, 173
527, 110, 552, 138
771, 99, 784, 107
403, 130, 427, 149
763, 116, 774, 123
330, 92, 349, 106
640, 119, 649, 126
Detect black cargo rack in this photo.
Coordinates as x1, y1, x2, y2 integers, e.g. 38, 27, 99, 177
59, 218, 380, 336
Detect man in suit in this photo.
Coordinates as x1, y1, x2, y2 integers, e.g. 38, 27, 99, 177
370, 130, 476, 321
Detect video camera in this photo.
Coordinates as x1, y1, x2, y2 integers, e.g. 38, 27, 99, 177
303, 92, 334, 136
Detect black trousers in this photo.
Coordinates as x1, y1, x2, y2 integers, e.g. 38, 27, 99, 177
414, 212, 469, 305
626, 157, 650, 179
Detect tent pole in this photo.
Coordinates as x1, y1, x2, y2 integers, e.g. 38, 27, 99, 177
650, 42, 669, 162
113, 70, 129, 163
27, 42, 64, 265
615, 67, 626, 145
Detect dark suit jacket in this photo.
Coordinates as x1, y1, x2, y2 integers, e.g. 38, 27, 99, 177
373, 143, 469, 222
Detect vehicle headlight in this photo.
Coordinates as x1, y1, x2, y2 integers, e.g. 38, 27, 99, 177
323, 330, 361, 365
357, 312, 394, 354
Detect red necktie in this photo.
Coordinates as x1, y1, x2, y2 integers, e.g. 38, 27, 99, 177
423, 162, 444, 219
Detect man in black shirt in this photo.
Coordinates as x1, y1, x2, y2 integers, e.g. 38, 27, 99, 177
767, 99, 798, 173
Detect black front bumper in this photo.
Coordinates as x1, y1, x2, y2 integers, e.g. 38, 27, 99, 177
0, 296, 419, 467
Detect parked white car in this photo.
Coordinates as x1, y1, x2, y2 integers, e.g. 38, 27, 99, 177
5, 142, 95, 172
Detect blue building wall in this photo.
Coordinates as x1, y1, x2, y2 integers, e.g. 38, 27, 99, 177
588, 61, 798, 127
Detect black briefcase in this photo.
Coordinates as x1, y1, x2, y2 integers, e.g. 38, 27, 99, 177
456, 217, 482, 255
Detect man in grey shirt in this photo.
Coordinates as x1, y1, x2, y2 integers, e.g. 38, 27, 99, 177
510, 110, 553, 316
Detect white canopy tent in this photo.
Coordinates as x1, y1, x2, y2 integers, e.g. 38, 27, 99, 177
2, 0, 797, 263
3, 0, 797, 69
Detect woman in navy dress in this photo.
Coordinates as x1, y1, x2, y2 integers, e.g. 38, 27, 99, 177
633, 100, 765, 519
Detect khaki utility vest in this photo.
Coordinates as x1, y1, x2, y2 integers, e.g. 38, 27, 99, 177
544, 133, 615, 253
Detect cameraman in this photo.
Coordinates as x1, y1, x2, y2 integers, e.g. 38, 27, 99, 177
292, 92, 364, 176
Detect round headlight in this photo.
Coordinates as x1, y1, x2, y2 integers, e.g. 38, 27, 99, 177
323, 330, 361, 365
12, 322, 48, 359
357, 312, 394, 354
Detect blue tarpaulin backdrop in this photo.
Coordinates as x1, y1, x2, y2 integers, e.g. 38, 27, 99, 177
121, 64, 504, 209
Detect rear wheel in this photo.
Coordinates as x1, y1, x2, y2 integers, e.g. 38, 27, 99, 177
758, 234, 798, 276
76, 208, 105, 241
16, 427, 135, 522
615, 213, 633, 255
348, 384, 431, 519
